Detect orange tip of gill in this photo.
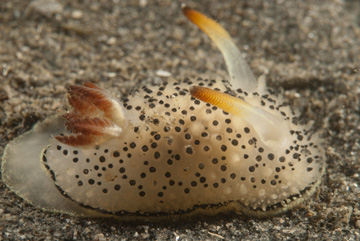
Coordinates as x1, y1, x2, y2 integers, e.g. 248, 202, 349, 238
190, 86, 249, 116
190, 86, 290, 144
182, 5, 232, 42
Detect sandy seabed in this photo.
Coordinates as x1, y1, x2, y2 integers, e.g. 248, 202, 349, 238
0, 0, 359, 240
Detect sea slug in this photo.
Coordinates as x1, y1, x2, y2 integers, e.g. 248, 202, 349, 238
1, 6, 324, 220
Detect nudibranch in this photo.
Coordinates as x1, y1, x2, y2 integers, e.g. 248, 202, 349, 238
1, 6, 324, 220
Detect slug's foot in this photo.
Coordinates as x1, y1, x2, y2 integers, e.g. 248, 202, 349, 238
55, 82, 126, 147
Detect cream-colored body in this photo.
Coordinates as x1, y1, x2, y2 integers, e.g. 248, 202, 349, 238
1, 6, 324, 219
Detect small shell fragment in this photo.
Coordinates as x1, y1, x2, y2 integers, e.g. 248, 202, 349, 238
155, 70, 172, 77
